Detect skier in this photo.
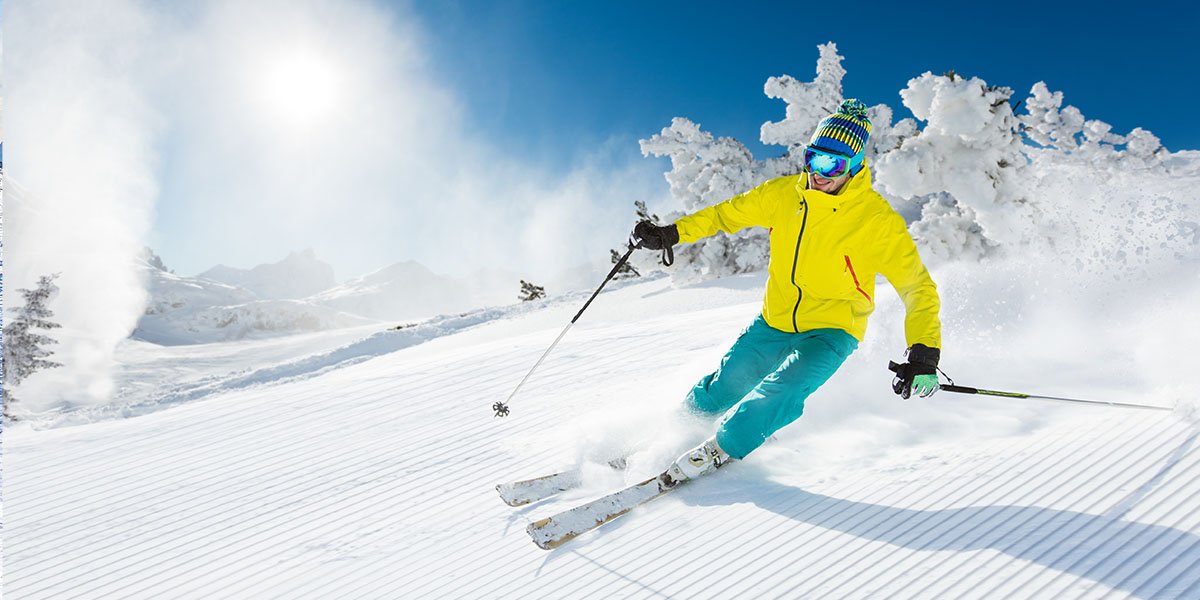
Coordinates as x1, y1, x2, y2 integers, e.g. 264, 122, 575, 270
632, 99, 942, 484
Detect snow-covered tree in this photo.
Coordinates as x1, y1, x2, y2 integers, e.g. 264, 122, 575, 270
864, 103, 919, 164
140, 246, 171, 273
873, 73, 1177, 266
639, 116, 768, 280
873, 72, 1031, 261
637, 42, 1185, 282
1021, 81, 1167, 168
518, 280, 546, 302
759, 42, 845, 158
639, 117, 759, 213
633, 200, 659, 224
757, 43, 919, 180
4, 274, 65, 417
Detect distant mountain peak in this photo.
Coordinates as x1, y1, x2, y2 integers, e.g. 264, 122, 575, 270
198, 250, 337, 300
309, 259, 473, 321
285, 248, 319, 261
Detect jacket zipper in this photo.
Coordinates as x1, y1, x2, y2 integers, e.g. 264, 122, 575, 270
789, 201, 808, 333
844, 255, 873, 304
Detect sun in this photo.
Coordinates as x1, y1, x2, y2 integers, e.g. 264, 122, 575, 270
256, 48, 341, 126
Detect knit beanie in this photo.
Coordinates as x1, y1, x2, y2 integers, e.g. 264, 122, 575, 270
809, 99, 872, 174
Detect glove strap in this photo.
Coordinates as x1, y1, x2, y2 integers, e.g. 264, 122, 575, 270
907, 344, 941, 368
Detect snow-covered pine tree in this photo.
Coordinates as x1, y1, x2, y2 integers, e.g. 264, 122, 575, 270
1021, 81, 1166, 168
140, 246, 171, 273
637, 41, 1183, 281
518, 280, 546, 302
757, 42, 918, 180
872, 72, 1029, 262
639, 117, 765, 280
758, 41, 846, 174
634, 200, 659, 224
1013, 81, 1183, 273
4, 273, 65, 418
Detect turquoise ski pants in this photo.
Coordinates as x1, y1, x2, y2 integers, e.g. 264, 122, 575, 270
685, 316, 858, 460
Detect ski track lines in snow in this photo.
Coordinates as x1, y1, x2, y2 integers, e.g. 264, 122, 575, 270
551, 414, 1195, 600
4, 310, 719, 598
6, 303, 1200, 598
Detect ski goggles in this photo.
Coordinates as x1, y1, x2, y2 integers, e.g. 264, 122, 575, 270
803, 145, 853, 179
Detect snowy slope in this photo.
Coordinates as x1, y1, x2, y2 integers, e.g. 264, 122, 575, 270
5, 274, 1200, 599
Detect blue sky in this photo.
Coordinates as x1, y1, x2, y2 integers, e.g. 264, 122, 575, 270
409, 0, 1199, 168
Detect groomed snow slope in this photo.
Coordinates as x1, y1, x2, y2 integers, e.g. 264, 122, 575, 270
5, 274, 1199, 599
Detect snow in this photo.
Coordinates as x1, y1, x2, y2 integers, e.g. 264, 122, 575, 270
6, 36, 1200, 600
136, 251, 367, 347
198, 249, 337, 301
131, 252, 486, 349
5, 267, 1200, 598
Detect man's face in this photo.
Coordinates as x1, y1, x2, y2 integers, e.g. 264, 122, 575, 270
808, 171, 850, 194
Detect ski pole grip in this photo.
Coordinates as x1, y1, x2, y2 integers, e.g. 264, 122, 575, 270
939, 384, 980, 395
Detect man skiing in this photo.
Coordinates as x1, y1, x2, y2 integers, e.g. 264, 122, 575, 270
631, 99, 942, 484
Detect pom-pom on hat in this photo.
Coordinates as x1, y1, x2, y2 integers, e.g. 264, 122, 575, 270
809, 99, 872, 174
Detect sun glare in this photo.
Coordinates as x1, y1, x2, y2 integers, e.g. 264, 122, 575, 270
257, 49, 341, 127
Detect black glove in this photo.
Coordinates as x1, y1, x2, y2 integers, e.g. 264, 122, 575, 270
887, 344, 940, 399
631, 220, 679, 251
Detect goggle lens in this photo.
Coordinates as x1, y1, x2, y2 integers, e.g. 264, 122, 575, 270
804, 147, 850, 178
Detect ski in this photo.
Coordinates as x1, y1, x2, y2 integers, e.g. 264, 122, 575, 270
525, 467, 697, 550
496, 458, 627, 507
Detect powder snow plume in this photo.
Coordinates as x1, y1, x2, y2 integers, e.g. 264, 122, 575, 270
4, 0, 160, 412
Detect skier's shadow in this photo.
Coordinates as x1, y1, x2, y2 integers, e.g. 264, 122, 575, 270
685, 434, 1200, 598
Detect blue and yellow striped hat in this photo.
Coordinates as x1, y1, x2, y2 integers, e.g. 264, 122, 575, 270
810, 99, 872, 174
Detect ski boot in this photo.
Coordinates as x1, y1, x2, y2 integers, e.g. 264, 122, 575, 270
663, 436, 731, 487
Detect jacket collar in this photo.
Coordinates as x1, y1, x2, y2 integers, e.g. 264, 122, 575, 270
796, 162, 874, 210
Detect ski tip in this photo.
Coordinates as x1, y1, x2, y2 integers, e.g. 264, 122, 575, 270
496, 484, 530, 507
527, 519, 571, 550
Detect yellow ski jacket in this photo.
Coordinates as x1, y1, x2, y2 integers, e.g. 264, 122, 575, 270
674, 166, 941, 349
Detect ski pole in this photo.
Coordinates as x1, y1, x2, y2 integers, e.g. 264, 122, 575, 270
892, 362, 1172, 412
936, 383, 1172, 411
493, 244, 638, 418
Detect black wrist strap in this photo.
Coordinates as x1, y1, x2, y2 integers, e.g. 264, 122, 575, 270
908, 344, 941, 368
